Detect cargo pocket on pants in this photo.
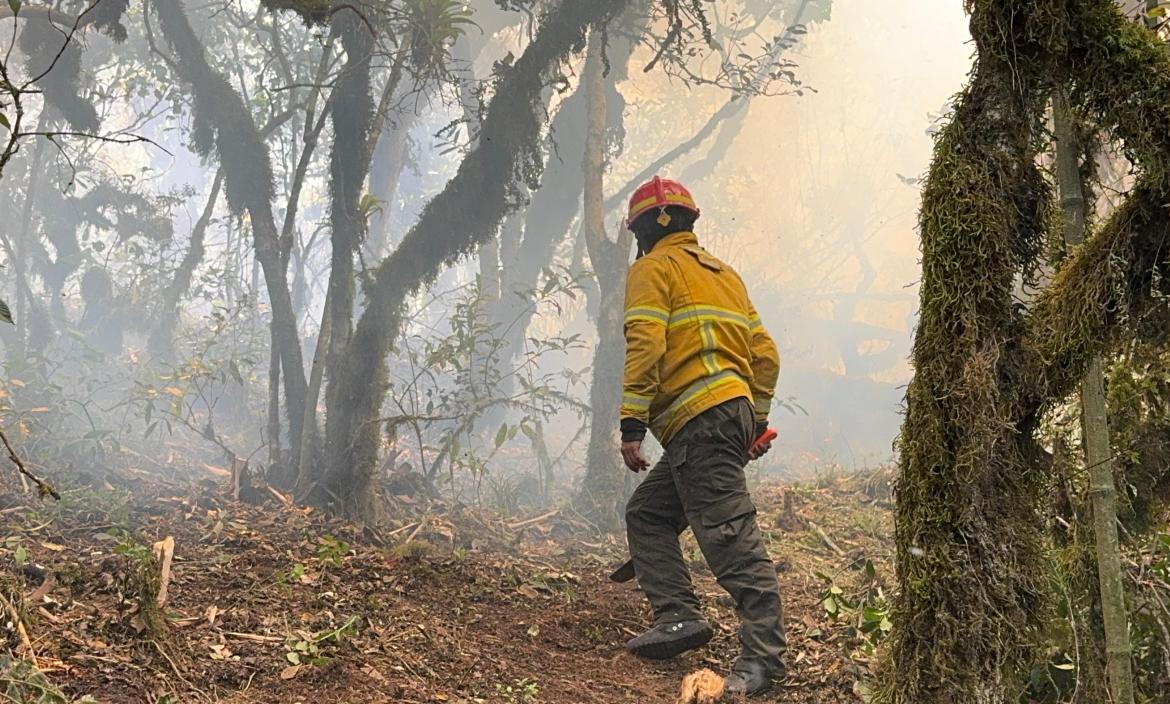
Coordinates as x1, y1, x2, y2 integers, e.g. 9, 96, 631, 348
700, 495, 757, 544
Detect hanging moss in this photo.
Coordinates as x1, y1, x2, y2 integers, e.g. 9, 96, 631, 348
84, 0, 131, 42
18, 18, 99, 132
152, 0, 275, 215
880, 44, 1054, 704
1105, 348, 1170, 534
260, 0, 331, 26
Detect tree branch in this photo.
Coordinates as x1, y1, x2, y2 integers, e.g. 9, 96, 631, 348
0, 425, 59, 500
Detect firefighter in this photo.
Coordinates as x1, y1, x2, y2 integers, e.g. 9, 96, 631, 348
619, 176, 784, 697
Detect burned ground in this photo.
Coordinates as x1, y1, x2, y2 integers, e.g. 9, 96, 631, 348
0, 468, 893, 703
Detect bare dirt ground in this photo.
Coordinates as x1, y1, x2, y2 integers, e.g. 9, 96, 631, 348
0, 467, 894, 704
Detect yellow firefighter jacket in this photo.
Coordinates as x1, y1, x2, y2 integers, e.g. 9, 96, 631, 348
621, 231, 780, 446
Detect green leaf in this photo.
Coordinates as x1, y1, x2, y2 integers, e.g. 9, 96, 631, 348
0, 111, 9, 130
0, 298, 13, 325
358, 193, 383, 220
494, 422, 508, 449
6, 0, 20, 16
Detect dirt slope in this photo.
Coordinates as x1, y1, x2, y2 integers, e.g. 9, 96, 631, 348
0, 471, 893, 704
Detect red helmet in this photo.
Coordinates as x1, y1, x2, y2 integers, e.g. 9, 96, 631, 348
627, 176, 700, 225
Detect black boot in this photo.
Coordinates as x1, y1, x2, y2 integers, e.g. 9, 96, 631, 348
626, 620, 713, 660
724, 660, 776, 697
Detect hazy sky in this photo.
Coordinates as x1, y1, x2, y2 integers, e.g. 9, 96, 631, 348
671, 0, 974, 468
519, 0, 978, 470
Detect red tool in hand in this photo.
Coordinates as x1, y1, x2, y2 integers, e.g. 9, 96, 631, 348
749, 428, 778, 459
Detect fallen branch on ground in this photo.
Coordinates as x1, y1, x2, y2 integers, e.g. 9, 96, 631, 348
0, 590, 36, 667
0, 427, 58, 500
808, 520, 846, 557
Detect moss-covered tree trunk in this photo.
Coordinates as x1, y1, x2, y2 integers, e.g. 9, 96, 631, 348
324, 4, 375, 377
485, 11, 640, 398
883, 1, 1170, 701
321, 0, 632, 521
577, 30, 631, 530
152, 0, 307, 472
884, 37, 1052, 703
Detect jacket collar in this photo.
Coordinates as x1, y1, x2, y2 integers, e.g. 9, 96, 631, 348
650, 231, 699, 252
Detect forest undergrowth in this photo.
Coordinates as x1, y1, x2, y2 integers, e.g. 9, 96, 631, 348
0, 461, 896, 704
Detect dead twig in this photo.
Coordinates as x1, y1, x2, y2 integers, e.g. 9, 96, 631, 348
402, 518, 427, 545
386, 521, 420, 537
507, 509, 559, 531
0, 427, 58, 500
225, 631, 283, 643
150, 639, 207, 701
808, 520, 846, 558
25, 573, 55, 604
0, 590, 36, 667
267, 485, 293, 508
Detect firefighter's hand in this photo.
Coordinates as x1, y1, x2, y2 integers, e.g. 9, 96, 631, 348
748, 425, 775, 461
622, 441, 650, 472
747, 437, 773, 461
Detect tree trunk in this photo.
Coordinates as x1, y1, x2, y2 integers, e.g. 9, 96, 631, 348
1052, 89, 1136, 704
294, 286, 332, 498
12, 116, 54, 356
472, 229, 502, 399
323, 6, 376, 381
322, 0, 632, 522
365, 113, 414, 259
576, 30, 629, 530
299, 6, 397, 504
150, 169, 223, 359
486, 7, 642, 396
267, 343, 282, 468
152, 0, 307, 472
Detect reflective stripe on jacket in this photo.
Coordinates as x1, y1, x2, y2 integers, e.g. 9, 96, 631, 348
621, 231, 780, 445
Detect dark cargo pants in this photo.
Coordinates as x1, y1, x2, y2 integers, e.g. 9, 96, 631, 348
625, 398, 785, 673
